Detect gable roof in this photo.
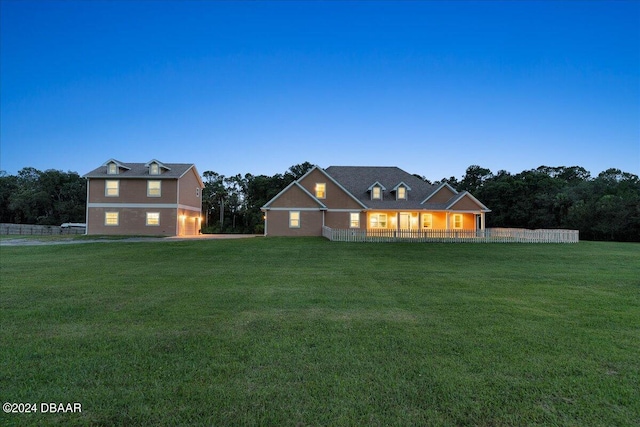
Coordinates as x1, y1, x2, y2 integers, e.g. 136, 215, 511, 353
446, 191, 491, 212
84, 159, 203, 187
324, 166, 439, 209
262, 165, 490, 212
261, 180, 327, 210
263, 165, 366, 210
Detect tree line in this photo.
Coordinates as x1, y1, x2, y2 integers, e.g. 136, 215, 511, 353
1, 163, 638, 241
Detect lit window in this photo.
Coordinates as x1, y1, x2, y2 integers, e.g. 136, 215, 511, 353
370, 213, 387, 229
422, 214, 433, 229
289, 211, 300, 228
147, 180, 161, 197
372, 186, 382, 200
453, 214, 463, 229
315, 183, 326, 199
146, 212, 160, 226
105, 180, 119, 197
349, 212, 360, 228
397, 186, 406, 200
105, 212, 119, 226
107, 163, 118, 175
150, 163, 160, 175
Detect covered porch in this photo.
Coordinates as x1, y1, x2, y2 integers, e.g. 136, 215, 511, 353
366, 210, 486, 233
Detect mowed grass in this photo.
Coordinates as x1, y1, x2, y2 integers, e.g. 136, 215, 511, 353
1, 238, 638, 426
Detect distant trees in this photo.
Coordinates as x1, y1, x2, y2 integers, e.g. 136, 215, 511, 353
1, 161, 638, 241
0, 168, 86, 225
455, 165, 640, 242
200, 161, 314, 234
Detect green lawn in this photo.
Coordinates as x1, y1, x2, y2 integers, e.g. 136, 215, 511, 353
1, 239, 638, 426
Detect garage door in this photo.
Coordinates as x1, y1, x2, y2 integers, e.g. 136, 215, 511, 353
184, 217, 197, 236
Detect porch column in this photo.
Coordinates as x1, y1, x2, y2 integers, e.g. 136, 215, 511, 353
480, 212, 485, 230
445, 212, 449, 230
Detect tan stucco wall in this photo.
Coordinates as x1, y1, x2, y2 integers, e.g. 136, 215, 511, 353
266, 210, 324, 236
298, 169, 363, 209
88, 179, 178, 204
449, 195, 483, 211
325, 211, 365, 229
427, 186, 457, 204
268, 185, 322, 208
87, 207, 177, 236
177, 167, 203, 209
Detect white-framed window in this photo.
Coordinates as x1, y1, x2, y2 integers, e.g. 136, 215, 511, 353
289, 211, 300, 228
370, 213, 387, 229
372, 186, 382, 200
105, 212, 119, 226
422, 213, 433, 229
397, 186, 406, 200
349, 212, 360, 228
150, 163, 160, 175
315, 183, 326, 199
147, 180, 161, 197
453, 214, 463, 229
196, 188, 200, 198
105, 180, 119, 197
107, 162, 118, 175
146, 212, 160, 226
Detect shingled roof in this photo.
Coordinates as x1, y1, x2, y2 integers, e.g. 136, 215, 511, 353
84, 159, 197, 179
324, 166, 440, 209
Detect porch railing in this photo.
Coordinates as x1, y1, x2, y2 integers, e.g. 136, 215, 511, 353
322, 226, 579, 243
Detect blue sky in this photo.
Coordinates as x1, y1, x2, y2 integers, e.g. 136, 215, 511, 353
1, 0, 638, 181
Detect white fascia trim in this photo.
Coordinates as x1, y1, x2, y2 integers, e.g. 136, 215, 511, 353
101, 158, 130, 170
367, 181, 387, 191
262, 180, 299, 208
391, 181, 412, 191
178, 164, 205, 188
445, 191, 491, 212
421, 182, 459, 204
295, 182, 328, 208
315, 167, 369, 209
144, 159, 171, 170
265, 207, 325, 211
262, 177, 326, 209
87, 203, 201, 212
326, 208, 364, 212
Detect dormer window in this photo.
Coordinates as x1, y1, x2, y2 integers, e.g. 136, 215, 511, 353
397, 186, 406, 199
107, 162, 118, 175
145, 159, 170, 175
372, 186, 382, 200
392, 182, 411, 200
368, 181, 386, 200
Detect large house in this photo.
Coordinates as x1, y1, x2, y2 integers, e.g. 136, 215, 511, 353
261, 165, 490, 237
83, 159, 204, 236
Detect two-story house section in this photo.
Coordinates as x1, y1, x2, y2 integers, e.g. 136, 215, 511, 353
83, 159, 204, 236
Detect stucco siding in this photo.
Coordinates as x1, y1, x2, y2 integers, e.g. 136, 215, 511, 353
268, 184, 322, 208
325, 211, 365, 229
88, 179, 178, 204
426, 186, 456, 204
298, 169, 363, 210
449, 195, 484, 211
178, 167, 203, 209
87, 207, 177, 236
266, 210, 323, 236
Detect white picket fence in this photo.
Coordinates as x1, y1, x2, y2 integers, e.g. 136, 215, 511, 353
322, 226, 579, 243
